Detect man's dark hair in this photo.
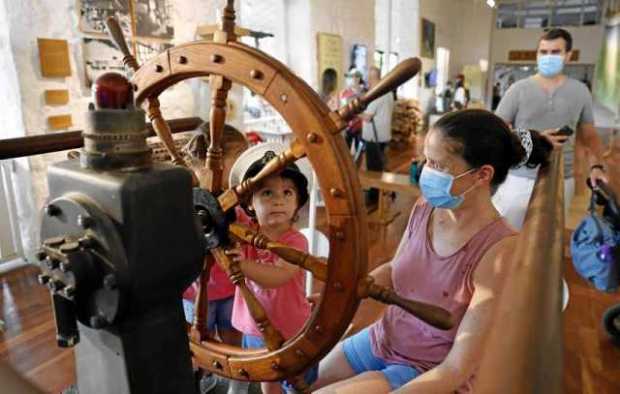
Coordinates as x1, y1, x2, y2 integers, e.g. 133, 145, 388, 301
539, 28, 573, 51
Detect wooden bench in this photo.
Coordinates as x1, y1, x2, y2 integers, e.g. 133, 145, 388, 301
358, 170, 420, 228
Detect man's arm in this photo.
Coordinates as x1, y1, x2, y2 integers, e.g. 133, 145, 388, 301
360, 98, 379, 122
577, 90, 608, 185
578, 122, 608, 185
494, 84, 519, 127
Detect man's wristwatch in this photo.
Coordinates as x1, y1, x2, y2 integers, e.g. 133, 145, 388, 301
590, 164, 606, 172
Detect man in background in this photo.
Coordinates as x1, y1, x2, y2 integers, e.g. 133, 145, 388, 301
360, 66, 395, 205
493, 28, 607, 229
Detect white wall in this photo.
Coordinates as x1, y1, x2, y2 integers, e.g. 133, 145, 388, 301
416, 0, 494, 109
490, 25, 605, 65
285, 0, 314, 86
285, 0, 375, 90
375, 0, 421, 99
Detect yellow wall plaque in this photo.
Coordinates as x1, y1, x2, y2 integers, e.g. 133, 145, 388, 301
317, 33, 344, 92
48, 115, 73, 130
38, 38, 71, 77
44, 89, 70, 106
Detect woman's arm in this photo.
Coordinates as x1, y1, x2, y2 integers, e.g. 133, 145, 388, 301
393, 235, 518, 394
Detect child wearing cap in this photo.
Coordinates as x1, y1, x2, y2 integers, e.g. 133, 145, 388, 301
227, 148, 316, 394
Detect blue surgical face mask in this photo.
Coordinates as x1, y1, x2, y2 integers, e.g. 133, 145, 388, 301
537, 55, 565, 78
419, 166, 477, 209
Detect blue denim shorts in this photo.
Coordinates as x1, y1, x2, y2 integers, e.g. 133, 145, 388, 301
243, 334, 319, 392
342, 328, 420, 390
182, 296, 234, 332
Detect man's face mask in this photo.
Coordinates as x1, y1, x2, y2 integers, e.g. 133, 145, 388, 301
537, 54, 565, 78
419, 166, 478, 209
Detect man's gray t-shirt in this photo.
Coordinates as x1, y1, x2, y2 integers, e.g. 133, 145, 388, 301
495, 76, 594, 179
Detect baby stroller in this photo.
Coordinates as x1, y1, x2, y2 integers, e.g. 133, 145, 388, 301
571, 180, 620, 343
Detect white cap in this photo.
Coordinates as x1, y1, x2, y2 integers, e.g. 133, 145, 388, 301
228, 141, 313, 188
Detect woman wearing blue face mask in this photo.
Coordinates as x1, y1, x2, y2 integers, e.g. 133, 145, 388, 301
313, 109, 552, 394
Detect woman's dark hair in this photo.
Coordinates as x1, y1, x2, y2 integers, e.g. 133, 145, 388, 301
433, 109, 553, 188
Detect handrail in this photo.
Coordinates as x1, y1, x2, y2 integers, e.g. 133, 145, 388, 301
0, 117, 203, 160
476, 150, 564, 393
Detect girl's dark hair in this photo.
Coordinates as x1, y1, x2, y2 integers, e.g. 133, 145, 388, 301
433, 109, 553, 188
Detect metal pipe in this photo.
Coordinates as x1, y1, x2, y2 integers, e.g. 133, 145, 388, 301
476, 151, 564, 393
0, 117, 203, 160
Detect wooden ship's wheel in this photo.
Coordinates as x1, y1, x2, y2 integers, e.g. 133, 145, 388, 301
105, 2, 452, 392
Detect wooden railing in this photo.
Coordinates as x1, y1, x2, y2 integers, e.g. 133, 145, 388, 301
477, 150, 564, 393
0, 117, 202, 160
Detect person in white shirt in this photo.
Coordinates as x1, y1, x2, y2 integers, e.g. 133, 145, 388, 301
360, 66, 395, 204
452, 74, 469, 110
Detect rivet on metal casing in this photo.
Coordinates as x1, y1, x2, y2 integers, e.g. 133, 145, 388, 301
178, 56, 188, 64
44, 204, 61, 217
280, 93, 288, 103
212, 360, 223, 370
63, 286, 76, 298
155, 64, 164, 72
211, 54, 223, 63
77, 214, 93, 229
103, 274, 118, 290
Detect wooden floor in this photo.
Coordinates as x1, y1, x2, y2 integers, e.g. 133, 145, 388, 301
2, 146, 620, 393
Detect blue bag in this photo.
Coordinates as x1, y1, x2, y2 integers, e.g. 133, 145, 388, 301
571, 190, 620, 292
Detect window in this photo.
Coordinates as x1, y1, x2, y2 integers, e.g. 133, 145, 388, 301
496, 0, 602, 29
0, 161, 21, 262
239, 0, 289, 131
239, 0, 285, 63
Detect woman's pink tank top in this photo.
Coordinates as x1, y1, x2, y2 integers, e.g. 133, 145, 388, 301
369, 200, 515, 391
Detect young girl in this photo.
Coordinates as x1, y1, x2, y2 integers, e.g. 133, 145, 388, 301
228, 144, 315, 394
312, 110, 553, 393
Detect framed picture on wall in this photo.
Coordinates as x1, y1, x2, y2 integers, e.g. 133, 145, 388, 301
421, 18, 435, 59
82, 37, 171, 88
134, 0, 174, 40
78, 0, 174, 40
82, 38, 126, 88
78, 0, 132, 36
